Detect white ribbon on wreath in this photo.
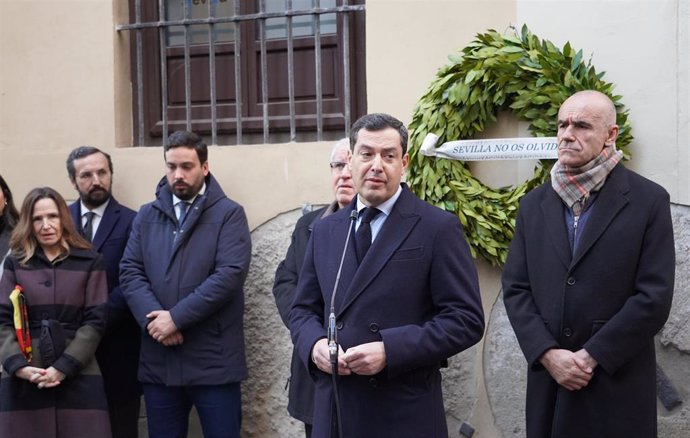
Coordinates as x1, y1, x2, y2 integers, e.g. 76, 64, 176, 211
420, 133, 558, 161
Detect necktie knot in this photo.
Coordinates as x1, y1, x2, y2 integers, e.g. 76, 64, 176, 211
360, 207, 381, 224
355, 208, 381, 264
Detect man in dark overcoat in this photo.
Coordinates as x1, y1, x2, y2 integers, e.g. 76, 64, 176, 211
273, 138, 355, 437
120, 131, 251, 438
67, 146, 141, 438
290, 113, 485, 438
502, 90, 675, 438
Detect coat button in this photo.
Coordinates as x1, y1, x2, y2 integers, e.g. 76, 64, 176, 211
336, 321, 344, 330
369, 378, 378, 388
368, 323, 379, 333
567, 277, 576, 286
563, 328, 573, 337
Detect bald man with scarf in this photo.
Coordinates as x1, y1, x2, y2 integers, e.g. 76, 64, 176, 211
503, 90, 675, 438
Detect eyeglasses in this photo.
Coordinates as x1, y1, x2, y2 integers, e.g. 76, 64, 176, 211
329, 162, 348, 171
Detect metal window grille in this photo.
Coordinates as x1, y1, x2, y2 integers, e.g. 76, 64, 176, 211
117, 0, 366, 146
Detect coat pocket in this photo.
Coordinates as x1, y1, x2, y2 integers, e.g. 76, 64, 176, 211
590, 319, 608, 337
390, 246, 424, 261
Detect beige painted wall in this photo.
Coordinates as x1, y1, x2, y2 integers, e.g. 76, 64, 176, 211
0, 1, 335, 229
0, 2, 687, 436
517, 0, 689, 204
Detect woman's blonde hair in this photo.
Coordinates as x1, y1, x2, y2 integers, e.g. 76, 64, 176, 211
10, 187, 90, 265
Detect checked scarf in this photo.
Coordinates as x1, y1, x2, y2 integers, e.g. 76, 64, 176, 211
551, 145, 623, 216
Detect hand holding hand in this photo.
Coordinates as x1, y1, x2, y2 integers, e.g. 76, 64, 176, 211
146, 310, 178, 342
311, 338, 350, 375
35, 366, 66, 389
341, 341, 386, 375
14, 366, 46, 383
540, 348, 594, 391
161, 330, 185, 346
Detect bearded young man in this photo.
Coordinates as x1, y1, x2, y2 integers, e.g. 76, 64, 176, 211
120, 131, 251, 438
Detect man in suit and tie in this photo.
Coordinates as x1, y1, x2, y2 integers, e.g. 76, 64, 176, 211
67, 146, 141, 438
289, 113, 485, 438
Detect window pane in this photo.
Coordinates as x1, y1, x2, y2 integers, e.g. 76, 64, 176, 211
264, 0, 337, 40
166, 0, 236, 46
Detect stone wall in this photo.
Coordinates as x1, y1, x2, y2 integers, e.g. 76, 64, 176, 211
240, 203, 689, 438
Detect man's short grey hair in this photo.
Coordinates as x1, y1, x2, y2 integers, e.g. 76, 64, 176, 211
329, 138, 351, 162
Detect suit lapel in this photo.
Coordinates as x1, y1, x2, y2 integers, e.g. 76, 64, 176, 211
571, 165, 629, 268
70, 203, 83, 235
336, 188, 420, 316
541, 188, 572, 269
92, 199, 120, 251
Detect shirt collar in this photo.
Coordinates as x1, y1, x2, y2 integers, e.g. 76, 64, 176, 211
356, 184, 403, 217
80, 199, 109, 217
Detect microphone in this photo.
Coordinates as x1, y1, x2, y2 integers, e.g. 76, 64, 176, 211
327, 208, 357, 438
328, 209, 358, 363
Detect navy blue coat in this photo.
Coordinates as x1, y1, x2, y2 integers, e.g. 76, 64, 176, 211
120, 174, 251, 385
70, 198, 141, 403
502, 165, 675, 438
290, 185, 485, 438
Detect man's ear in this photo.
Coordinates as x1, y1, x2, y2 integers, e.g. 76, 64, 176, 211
605, 124, 619, 147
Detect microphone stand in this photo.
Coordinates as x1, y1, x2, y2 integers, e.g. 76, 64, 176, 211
327, 209, 358, 438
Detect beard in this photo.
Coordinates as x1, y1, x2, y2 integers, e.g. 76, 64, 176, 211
80, 187, 111, 208
170, 180, 202, 201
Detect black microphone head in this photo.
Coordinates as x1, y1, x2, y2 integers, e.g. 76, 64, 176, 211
350, 209, 358, 220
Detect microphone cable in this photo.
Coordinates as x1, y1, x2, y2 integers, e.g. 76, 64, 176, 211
327, 209, 358, 438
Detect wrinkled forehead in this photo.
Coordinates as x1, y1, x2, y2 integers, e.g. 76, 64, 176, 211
558, 94, 614, 125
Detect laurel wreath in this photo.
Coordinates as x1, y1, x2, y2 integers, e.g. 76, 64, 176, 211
407, 25, 633, 266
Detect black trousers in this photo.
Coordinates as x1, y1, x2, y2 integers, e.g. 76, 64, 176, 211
108, 395, 141, 438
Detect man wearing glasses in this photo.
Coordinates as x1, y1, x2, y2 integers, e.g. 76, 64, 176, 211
272, 138, 355, 437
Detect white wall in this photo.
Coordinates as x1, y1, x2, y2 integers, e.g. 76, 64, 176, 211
517, 0, 689, 204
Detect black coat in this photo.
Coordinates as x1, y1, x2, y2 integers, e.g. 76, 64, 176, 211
502, 164, 675, 438
70, 198, 141, 403
273, 205, 328, 424
290, 186, 484, 438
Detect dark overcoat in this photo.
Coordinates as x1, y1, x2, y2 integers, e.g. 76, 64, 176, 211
290, 185, 485, 438
120, 174, 251, 385
502, 164, 675, 438
274, 204, 340, 425
70, 198, 141, 403
0, 248, 111, 438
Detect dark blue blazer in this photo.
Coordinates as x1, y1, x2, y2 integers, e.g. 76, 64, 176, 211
290, 185, 485, 438
70, 198, 141, 402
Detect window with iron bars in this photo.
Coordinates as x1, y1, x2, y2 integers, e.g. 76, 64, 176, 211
119, 0, 366, 146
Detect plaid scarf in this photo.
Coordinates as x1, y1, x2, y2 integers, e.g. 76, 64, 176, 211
551, 145, 622, 216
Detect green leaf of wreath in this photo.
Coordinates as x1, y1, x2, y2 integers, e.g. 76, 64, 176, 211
407, 25, 633, 267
